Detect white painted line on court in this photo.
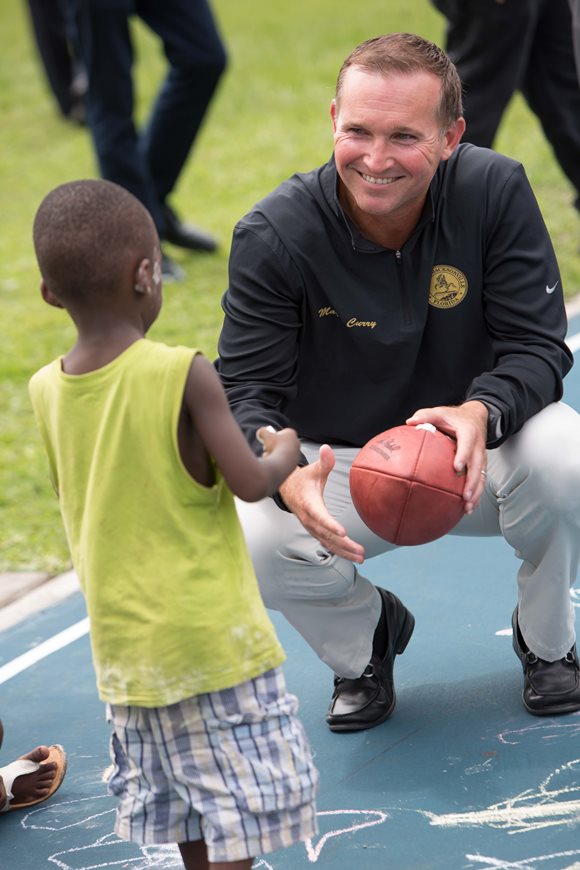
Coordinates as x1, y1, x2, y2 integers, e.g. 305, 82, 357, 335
305, 809, 389, 862
421, 795, 580, 831
0, 570, 80, 633
0, 617, 89, 685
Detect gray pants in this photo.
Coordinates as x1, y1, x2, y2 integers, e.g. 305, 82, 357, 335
237, 403, 580, 679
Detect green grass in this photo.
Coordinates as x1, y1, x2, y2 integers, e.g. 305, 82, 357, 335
1, 0, 579, 572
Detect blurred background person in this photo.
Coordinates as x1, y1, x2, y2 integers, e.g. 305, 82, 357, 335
67, 0, 227, 281
431, 0, 580, 232
26, 0, 87, 124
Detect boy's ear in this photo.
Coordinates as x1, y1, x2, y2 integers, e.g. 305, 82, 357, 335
40, 279, 64, 309
133, 258, 152, 295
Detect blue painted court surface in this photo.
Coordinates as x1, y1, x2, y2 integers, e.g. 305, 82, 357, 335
1, 311, 580, 870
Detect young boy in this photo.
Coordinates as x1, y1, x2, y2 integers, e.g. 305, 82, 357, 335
29, 179, 318, 869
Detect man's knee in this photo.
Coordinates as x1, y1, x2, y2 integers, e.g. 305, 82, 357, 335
508, 403, 580, 513
163, 23, 227, 80
236, 499, 355, 609
180, 51, 226, 87
251, 534, 355, 609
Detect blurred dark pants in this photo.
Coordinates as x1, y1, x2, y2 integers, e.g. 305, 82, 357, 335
571, 0, 580, 83
27, 0, 85, 118
432, 0, 580, 210
67, 0, 227, 235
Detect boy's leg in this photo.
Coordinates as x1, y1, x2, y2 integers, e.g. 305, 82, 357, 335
210, 862, 252, 870
178, 840, 253, 870
178, 839, 208, 869
109, 679, 317, 863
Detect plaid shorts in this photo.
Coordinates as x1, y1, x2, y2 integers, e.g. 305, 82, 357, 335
106, 667, 319, 863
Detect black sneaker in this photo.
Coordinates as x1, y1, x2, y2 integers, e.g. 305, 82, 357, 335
161, 204, 217, 253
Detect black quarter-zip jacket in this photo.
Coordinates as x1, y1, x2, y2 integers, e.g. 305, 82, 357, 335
217, 144, 572, 456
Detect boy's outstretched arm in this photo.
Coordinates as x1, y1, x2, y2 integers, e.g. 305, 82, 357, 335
183, 354, 300, 502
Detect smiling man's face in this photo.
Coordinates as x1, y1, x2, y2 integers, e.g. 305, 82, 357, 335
331, 66, 464, 243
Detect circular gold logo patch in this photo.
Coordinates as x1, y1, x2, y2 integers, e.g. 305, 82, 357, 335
429, 265, 468, 309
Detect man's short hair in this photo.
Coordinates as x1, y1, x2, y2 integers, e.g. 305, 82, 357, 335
336, 33, 463, 130
33, 179, 156, 303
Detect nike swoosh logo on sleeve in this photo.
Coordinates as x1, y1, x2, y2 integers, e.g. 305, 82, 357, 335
546, 281, 559, 294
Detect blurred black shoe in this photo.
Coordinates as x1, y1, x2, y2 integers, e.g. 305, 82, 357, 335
64, 97, 86, 126
161, 204, 217, 252
64, 65, 88, 126
161, 251, 185, 283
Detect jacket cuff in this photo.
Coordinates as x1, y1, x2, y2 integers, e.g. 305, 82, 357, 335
270, 451, 309, 512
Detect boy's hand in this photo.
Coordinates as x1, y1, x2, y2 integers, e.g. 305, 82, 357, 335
278, 444, 365, 563
257, 426, 300, 462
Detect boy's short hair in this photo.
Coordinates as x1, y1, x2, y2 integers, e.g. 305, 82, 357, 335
335, 33, 464, 130
33, 179, 156, 303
